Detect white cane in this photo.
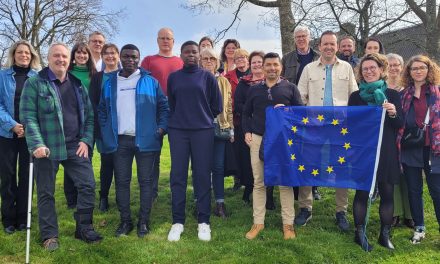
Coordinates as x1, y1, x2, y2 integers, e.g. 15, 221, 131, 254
25, 154, 34, 264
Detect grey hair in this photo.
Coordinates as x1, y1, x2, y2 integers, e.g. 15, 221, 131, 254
200, 48, 220, 71
293, 25, 310, 37
47, 42, 70, 58
5, 40, 41, 70
386, 53, 404, 67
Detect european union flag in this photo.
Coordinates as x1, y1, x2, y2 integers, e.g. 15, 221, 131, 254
264, 106, 385, 192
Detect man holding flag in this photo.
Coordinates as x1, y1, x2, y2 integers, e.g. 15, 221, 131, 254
296, 31, 358, 231
243, 52, 303, 240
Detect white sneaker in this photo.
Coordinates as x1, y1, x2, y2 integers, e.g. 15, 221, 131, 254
411, 230, 426, 244
168, 223, 184, 242
198, 223, 211, 241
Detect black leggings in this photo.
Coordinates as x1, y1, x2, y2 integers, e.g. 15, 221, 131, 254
353, 181, 394, 226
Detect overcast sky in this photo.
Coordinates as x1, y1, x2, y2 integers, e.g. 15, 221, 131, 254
105, 0, 283, 58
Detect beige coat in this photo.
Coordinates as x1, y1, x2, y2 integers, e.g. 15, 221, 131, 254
297, 57, 358, 106
216, 76, 233, 130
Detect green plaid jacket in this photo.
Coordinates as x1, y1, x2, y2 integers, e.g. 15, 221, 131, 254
20, 68, 94, 160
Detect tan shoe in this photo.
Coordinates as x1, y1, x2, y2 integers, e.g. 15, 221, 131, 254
283, 224, 296, 240
245, 224, 264, 240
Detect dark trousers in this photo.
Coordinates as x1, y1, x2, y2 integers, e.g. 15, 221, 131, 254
63, 170, 78, 207
169, 128, 214, 224
353, 182, 394, 225
233, 125, 253, 187
113, 135, 156, 223
34, 145, 95, 241
403, 147, 440, 229
152, 135, 164, 200
99, 152, 114, 198
0, 136, 30, 227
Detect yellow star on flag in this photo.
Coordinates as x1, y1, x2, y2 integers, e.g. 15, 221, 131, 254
291, 126, 298, 133
291, 154, 296, 160
340, 128, 348, 135
326, 166, 334, 174
338, 156, 346, 164
343, 142, 351, 150
311, 169, 319, 176
317, 115, 324, 122
331, 119, 339, 126
302, 117, 309, 125
298, 165, 305, 172
288, 139, 293, 146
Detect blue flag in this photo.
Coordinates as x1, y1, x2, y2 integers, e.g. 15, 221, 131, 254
264, 106, 385, 192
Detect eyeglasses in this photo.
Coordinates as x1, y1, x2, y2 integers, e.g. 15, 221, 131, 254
202, 57, 217, 62
267, 89, 273, 101
410, 65, 428, 72
389, 63, 401, 68
158, 37, 173, 41
361, 66, 379, 73
103, 51, 117, 56
90, 40, 104, 44
294, 34, 308, 40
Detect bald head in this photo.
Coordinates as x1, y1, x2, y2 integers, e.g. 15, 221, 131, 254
157, 27, 175, 56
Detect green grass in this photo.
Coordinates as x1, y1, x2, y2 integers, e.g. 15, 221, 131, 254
1, 136, 440, 263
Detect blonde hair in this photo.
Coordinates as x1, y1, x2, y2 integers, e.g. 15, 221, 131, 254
200, 48, 220, 71
401, 55, 440, 87
233, 49, 249, 60
356, 53, 389, 82
5, 40, 41, 70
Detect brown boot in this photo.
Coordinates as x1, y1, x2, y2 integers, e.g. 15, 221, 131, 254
245, 224, 264, 240
283, 224, 296, 240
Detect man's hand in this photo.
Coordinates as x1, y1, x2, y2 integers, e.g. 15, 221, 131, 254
76, 142, 89, 158
12, 123, 24, 138
245, 133, 252, 146
33, 147, 50, 158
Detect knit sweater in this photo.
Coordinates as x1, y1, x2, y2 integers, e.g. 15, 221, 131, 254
167, 65, 223, 129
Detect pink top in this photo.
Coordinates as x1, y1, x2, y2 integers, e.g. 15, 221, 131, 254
140, 54, 183, 96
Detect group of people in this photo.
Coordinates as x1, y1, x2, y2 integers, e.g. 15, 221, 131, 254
0, 25, 439, 254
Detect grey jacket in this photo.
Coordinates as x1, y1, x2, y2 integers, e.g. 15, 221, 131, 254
281, 48, 319, 84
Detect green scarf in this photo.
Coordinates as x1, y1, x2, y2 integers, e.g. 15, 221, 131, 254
359, 80, 387, 106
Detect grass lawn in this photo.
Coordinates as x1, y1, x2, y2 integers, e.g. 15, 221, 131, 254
1, 136, 439, 263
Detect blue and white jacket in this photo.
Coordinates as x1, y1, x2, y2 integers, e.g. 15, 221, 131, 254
97, 68, 169, 153
0, 66, 38, 138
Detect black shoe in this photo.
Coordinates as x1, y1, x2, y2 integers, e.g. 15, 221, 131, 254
115, 222, 134, 237
404, 218, 415, 229
17, 223, 27, 231
232, 182, 241, 191
354, 225, 373, 252
214, 202, 228, 218
242, 185, 252, 204
67, 203, 76, 210
99, 197, 109, 212
137, 222, 150, 238
74, 212, 103, 243
378, 225, 395, 250
294, 208, 312, 226
336, 211, 350, 232
312, 187, 322, 200
392, 216, 400, 227
4, 225, 15, 234
266, 186, 275, 210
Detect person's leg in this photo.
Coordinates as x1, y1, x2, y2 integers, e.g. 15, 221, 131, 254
63, 169, 77, 208
15, 137, 30, 227
298, 186, 313, 210
378, 181, 395, 249
393, 183, 403, 219
135, 150, 156, 224
426, 172, 440, 228
279, 186, 295, 224
113, 136, 135, 223
169, 129, 191, 225
0, 136, 18, 230
403, 164, 424, 229
191, 129, 214, 224
212, 139, 227, 217
400, 173, 413, 221
249, 134, 265, 225
335, 188, 350, 231
35, 157, 59, 241
152, 135, 164, 200
99, 152, 114, 199
352, 189, 372, 251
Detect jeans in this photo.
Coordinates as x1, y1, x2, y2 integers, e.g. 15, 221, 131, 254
34, 145, 96, 241
99, 152, 114, 198
403, 147, 440, 230
152, 135, 164, 199
113, 135, 156, 223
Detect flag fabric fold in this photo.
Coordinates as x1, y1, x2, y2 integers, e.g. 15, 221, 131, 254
264, 106, 385, 192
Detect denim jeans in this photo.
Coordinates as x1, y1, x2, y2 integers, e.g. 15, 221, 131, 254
113, 135, 156, 223
403, 148, 440, 230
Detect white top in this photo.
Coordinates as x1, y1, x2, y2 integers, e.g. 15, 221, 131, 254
116, 69, 141, 136
95, 58, 103, 72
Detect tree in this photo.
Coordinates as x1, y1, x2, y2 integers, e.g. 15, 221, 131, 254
0, 0, 123, 66
406, 0, 440, 60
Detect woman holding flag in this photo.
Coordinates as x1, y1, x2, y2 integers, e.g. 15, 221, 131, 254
348, 53, 403, 251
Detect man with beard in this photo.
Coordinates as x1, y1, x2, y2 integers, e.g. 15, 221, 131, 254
338, 35, 360, 69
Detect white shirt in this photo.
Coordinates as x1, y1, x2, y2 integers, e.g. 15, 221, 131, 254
116, 69, 141, 136
95, 58, 103, 72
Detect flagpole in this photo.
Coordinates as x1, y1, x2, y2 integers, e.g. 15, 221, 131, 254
369, 107, 386, 198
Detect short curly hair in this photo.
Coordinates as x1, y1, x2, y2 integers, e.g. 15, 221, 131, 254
400, 55, 440, 88
356, 53, 389, 82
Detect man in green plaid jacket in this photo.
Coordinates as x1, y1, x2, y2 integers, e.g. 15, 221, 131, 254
20, 42, 102, 251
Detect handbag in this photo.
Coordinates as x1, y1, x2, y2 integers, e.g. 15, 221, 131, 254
401, 108, 430, 148
214, 118, 231, 140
